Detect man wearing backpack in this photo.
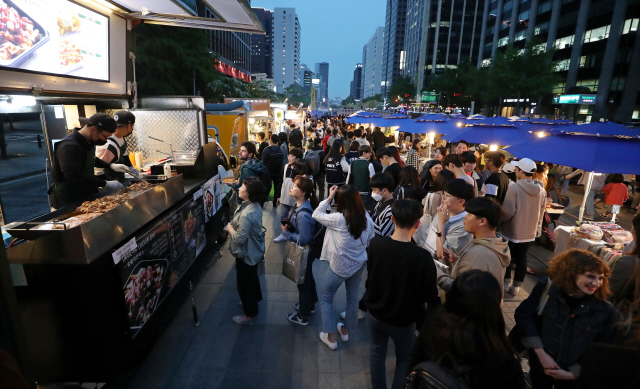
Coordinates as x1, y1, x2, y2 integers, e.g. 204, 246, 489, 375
262, 134, 285, 207
346, 145, 375, 201
230, 142, 271, 206
309, 137, 326, 199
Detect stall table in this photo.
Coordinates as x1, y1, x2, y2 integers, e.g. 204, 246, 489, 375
554, 225, 625, 267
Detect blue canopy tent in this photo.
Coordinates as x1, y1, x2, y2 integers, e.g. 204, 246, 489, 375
442, 122, 536, 146
505, 133, 640, 220
553, 119, 574, 125
552, 121, 640, 138
345, 111, 383, 124
470, 116, 516, 126
397, 115, 460, 135
449, 113, 466, 118
467, 114, 487, 119
371, 113, 413, 127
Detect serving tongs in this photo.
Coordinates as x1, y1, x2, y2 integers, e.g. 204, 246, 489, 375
127, 167, 152, 185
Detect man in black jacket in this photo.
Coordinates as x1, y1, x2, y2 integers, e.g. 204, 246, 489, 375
261, 134, 284, 206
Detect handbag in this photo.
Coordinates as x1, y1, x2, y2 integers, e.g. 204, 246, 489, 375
508, 279, 553, 357
282, 237, 309, 285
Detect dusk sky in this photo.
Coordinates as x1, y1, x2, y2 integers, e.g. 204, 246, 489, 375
252, 0, 387, 100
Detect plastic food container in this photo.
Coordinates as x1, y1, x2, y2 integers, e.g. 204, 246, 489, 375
171, 151, 197, 165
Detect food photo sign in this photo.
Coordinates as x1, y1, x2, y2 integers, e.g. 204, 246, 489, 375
0, 0, 109, 81
115, 197, 205, 337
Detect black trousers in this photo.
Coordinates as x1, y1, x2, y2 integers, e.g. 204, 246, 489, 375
528, 350, 579, 389
236, 258, 263, 318
296, 256, 318, 318
272, 175, 283, 207
504, 241, 532, 285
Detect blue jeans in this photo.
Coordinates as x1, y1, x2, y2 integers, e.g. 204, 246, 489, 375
368, 313, 416, 389
586, 189, 598, 216
556, 173, 571, 196
319, 263, 365, 335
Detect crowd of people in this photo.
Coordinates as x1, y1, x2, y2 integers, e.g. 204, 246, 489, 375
224, 114, 640, 389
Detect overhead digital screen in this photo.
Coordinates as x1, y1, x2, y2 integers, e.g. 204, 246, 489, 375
0, 0, 110, 82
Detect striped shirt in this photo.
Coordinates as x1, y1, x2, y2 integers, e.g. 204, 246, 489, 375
373, 199, 395, 237
312, 199, 376, 278
406, 149, 419, 171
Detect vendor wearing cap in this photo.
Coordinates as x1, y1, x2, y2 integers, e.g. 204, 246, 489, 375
95, 110, 137, 182
50, 113, 130, 209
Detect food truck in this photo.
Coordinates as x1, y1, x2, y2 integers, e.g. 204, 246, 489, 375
0, 0, 264, 385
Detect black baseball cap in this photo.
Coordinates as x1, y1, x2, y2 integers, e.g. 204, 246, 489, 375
114, 110, 136, 126
79, 113, 117, 133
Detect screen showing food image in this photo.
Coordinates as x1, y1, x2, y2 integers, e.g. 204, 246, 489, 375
0, 0, 109, 81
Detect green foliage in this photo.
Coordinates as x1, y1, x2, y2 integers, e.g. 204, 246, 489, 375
342, 96, 357, 106
285, 83, 309, 106
362, 94, 383, 103
427, 40, 559, 110
208, 78, 285, 103
388, 76, 416, 104
135, 24, 219, 100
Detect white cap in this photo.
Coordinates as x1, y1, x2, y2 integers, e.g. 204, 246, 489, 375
502, 162, 516, 173
512, 158, 537, 174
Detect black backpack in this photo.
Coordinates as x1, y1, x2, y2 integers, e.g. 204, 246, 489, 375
406, 359, 469, 389
265, 146, 284, 176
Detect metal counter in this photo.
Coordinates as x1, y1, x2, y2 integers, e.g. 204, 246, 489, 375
6, 176, 186, 265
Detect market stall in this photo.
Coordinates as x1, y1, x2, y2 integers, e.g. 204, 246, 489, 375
554, 222, 633, 267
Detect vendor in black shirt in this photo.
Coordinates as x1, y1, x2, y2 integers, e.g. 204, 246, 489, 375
481, 151, 510, 205
50, 113, 130, 209
376, 147, 401, 188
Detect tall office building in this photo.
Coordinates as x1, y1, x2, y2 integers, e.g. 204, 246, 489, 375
303, 68, 314, 94
402, 0, 424, 80
477, 0, 640, 122
250, 8, 273, 78
200, 4, 252, 78
363, 27, 385, 98
381, 0, 408, 96
299, 63, 309, 86
350, 63, 364, 100
414, 0, 485, 96
315, 62, 330, 100
272, 8, 301, 94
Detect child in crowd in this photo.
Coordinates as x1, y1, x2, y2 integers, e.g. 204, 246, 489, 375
601, 174, 629, 222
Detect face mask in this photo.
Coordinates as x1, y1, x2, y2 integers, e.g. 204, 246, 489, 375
371, 192, 383, 202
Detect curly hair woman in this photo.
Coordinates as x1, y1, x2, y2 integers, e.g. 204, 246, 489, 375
514, 249, 617, 389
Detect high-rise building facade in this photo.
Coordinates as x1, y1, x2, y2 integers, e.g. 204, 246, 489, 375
272, 8, 301, 94
363, 27, 385, 98
200, 4, 252, 76
477, 0, 640, 123
350, 64, 364, 100
315, 62, 330, 100
402, 0, 425, 81
381, 0, 408, 96
414, 0, 485, 96
299, 63, 309, 86
250, 8, 273, 78
303, 69, 314, 94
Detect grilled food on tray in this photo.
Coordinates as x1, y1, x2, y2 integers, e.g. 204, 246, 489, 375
0, 1, 42, 61
76, 182, 155, 214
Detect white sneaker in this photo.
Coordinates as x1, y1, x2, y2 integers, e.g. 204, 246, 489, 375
274, 234, 287, 243
337, 323, 349, 342
339, 309, 366, 320
319, 332, 337, 350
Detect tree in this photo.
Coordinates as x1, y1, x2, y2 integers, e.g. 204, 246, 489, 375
285, 83, 309, 106
362, 94, 383, 103
388, 76, 415, 105
342, 96, 356, 106
135, 24, 219, 100
248, 80, 284, 102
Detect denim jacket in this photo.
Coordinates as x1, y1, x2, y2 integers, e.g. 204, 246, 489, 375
229, 201, 265, 265
282, 201, 315, 247
514, 277, 617, 378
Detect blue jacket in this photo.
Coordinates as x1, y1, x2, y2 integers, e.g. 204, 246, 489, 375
229, 201, 265, 265
514, 277, 617, 378
230, 159, 266, 191
282, 201, 315, 247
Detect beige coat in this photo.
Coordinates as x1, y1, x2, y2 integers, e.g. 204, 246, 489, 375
500, 179, 546, 243
438, 235, 511, 296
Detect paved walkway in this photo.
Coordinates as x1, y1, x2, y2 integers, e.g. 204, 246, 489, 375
120, 203, 534, 389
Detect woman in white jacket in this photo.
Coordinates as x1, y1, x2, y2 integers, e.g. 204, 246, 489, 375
313, 184, 375, 350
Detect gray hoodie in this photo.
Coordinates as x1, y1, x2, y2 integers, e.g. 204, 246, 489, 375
438, 235, 511, 296
500, 178, 546, 243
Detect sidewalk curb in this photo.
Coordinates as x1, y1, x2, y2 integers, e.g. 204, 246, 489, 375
0, 170, 47, 185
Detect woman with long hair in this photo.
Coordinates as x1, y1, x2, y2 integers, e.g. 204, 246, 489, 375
284, 176, 321, 326
313, 184, 375, 350
406, 139, 421, 171
394, 166, 427, 202
409, 270, 526, 388
434, 146, 448, 161
419, 160, 442, 192
514, 249, 617, 388
388, 146, 406, 168
323, 139, 350, 191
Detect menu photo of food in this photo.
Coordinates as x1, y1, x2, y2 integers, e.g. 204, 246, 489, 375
123, 259, 168, 329
2, 0, 109, 81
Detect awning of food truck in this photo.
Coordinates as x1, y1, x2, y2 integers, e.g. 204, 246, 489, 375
99, 0, 265, 34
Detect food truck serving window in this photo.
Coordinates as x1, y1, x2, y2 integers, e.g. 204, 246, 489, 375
0, 0, 110, 82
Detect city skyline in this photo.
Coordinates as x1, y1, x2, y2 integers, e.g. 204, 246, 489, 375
252, 0, 386, 99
